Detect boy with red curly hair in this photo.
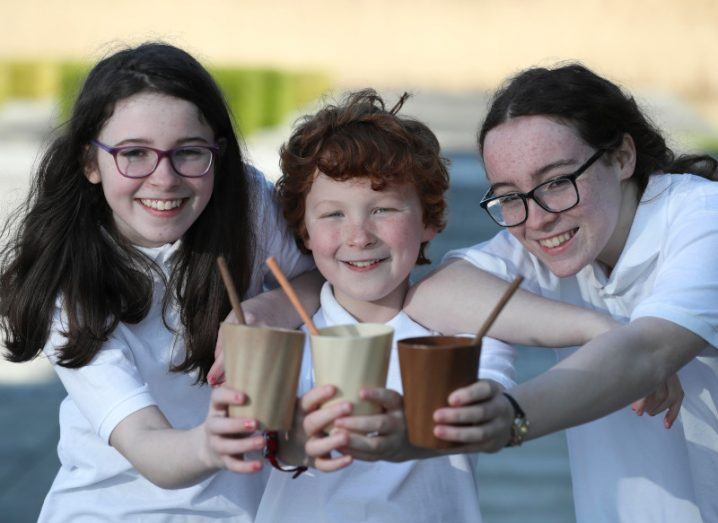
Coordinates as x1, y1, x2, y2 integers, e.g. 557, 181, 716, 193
255, 90, 515, 522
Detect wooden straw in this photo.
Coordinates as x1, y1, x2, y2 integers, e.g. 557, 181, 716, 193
216, 256, 246, 324
473, 275, 524, 344
265, 256, 320, 335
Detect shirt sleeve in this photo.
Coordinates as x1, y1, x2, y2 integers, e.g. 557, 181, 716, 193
631, 186, 718, 348
43, 304, 156, 443
249, 167, 315, 291
478, 336, 516, 389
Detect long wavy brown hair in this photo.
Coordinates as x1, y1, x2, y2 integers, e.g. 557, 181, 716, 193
0, 43, 256, 383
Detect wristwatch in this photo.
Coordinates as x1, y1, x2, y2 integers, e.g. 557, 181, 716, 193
502, 392, 530, 447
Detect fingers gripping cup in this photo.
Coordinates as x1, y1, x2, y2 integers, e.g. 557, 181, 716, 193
398, 336, 481, 449
310, 324, 394, 430
219, 322, 305, 431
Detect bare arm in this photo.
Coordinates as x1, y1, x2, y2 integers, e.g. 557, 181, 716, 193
435, 317, 707, 450
109, 387, 265, 489
512, 317, 706, 439
242, 269, 324, 329
405, 259, 617, 346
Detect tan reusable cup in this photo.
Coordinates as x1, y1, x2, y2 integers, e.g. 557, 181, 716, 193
398, 335, 481, 449
310, 323, 394, 429
219, 322, 305, 431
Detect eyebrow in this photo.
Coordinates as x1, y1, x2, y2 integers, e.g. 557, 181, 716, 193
489, 158, 580, 192
113, 136, 212, 147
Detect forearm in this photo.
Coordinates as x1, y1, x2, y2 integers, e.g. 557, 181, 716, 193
405, 260, 617, 346
513, 317, 707, 440
110, 408, 218, 489
247, 270, 323, 329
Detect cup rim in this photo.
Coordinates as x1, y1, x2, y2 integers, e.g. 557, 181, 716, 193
312, 322, 395, 340
219, 321, 305, 337
397, 335, 480, 349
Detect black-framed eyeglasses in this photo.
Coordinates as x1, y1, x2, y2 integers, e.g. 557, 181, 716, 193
479, 149, 606, 227
91, 139, 220, 179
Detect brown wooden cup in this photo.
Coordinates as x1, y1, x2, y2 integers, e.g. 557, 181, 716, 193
219, 322, 305, 431
398, 336, 481, 449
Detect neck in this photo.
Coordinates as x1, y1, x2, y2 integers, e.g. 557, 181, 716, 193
333, 279, 409, 323
598, 180, 640, 271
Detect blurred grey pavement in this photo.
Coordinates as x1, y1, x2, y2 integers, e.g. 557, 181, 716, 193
0, 89, 715, 522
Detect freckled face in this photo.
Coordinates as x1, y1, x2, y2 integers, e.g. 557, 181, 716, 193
86, 92, 216, 248
303, 174, 436, 316
482, 116, 633, 277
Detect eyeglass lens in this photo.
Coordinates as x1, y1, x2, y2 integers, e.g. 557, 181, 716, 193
488, 177, 578, 226
118, 146, 213, 178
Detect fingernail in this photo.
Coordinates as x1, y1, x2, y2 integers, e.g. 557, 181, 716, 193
253, 461, 263, 471
208, 375, 216, 386
243, 420, 256, 430
235, 392, 244, 402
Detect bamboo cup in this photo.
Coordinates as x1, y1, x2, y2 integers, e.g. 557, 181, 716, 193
398, 275, 524, 449
398, 335, 480, 449
310, 323, 394, 431
219, 322, 305, 431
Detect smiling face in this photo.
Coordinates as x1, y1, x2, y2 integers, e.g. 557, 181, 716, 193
304, 174, 436, 322
85, 92, 216, 248
482, 115, 636, 277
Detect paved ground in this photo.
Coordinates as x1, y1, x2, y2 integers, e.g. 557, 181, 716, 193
0, 89, 714, 522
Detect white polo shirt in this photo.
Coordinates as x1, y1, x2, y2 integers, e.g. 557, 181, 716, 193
39, 171, 315, 522
445, 173, 718, 522
255, 282, 516, 523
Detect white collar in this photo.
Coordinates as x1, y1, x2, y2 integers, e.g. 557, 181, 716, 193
318, 282, 431, 336
135, 240, 182, 272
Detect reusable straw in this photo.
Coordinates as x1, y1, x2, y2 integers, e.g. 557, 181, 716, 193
265, 256, 320, 335
473, 275, 524, 344
216, 256, 246, 324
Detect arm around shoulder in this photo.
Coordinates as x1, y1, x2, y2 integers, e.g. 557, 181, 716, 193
405, 259, 617, 346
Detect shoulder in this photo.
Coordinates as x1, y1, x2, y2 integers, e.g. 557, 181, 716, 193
645, 173, 718, 209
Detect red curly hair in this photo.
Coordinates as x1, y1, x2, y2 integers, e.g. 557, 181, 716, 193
277, 89, 449, 265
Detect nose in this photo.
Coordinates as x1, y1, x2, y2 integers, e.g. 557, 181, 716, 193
146, 157, 181, 189
524, 198, 559, 231
345, 218, 377, 248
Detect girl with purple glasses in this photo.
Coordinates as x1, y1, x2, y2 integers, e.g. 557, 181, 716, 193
0, 42, 320, 521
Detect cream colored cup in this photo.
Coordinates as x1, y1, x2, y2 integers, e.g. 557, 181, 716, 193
219, 322, 305, 431
310, 324, 394, 427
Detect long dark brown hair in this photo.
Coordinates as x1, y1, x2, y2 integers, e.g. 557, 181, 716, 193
479, 64, 717, 195
0, 43, 255, 383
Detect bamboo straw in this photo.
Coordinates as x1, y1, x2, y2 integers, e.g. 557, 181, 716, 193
216, 256, 246, 324
473, 275, 524, 344
265, 256, 320, 335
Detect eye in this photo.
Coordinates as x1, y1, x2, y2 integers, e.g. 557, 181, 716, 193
174, 147, 205, 160
320, 210, 343, 218
372, 207, 397, 215
497, 193, 523, 204
543, 177, 573, 191
118, 147, 150, 161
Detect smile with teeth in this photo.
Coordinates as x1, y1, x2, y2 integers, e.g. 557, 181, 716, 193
139, 198, 184, 211
343, 258, 388, 268
538, 229, 577, 248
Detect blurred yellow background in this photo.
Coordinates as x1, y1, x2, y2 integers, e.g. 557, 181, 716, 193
3, 0, 718, 124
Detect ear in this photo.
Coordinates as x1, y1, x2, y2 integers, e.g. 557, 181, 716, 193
613, 133, 636, 182
421, 225, 438, 243
301, 228, 313, 252
83, 145, 102, 184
